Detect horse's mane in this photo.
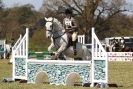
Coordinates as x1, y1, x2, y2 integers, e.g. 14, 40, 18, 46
48, 17, 64, 30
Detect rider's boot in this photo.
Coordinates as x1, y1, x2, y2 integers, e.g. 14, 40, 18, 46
73, 41, 77, 55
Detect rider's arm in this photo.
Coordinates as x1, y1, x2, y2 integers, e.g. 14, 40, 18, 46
63, 19, 65, 28
71, 18, 78, 29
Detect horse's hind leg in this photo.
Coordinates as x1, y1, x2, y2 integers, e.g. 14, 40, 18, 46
83, 47, 91, 60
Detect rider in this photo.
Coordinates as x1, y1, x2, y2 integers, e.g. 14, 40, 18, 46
63, 8, 78, 55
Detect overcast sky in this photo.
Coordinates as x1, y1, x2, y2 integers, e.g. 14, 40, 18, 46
2, 0, 133, 12
2, 0, 43, 10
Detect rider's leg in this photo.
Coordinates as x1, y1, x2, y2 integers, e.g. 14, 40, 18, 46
72, 32, 78, 55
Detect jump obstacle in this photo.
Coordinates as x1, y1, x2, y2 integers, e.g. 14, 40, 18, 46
11, 28, 108, 87
78, 35, 133, 62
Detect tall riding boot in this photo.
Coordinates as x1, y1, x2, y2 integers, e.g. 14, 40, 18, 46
73, 41, 77, 55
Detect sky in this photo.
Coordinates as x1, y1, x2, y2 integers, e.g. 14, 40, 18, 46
2, 0, 133, 11
2, 0, 43, 10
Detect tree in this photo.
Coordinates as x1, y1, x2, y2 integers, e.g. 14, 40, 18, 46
0, 0, 4, 10
0, 4, 43, 42
40, 0, 130, 41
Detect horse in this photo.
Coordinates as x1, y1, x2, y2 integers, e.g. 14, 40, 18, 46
44, 17, 91, 60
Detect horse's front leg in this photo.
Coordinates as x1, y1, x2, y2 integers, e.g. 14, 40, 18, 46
48, 43, 55, 52
54, 44, 66, 59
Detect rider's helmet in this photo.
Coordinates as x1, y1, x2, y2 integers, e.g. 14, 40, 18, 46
65, 8, 73, 15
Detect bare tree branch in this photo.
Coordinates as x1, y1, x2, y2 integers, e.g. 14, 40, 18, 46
99, 9, 127, 27
61, 0, 82, 15
72, 0, 83, 13
94, 7, 106, 26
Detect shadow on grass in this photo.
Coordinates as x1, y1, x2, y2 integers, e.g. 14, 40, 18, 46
82, 83, 123, 88
108, 84, 123, 88
2, 79, 123, 89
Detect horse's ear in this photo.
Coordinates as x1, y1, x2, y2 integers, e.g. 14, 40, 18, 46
45, 17, 48, 21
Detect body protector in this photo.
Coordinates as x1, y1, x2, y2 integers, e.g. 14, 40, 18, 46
63, 17, 78, 42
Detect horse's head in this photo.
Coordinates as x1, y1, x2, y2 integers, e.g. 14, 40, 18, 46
45, 17, 53, 38
45, 17, 64, 39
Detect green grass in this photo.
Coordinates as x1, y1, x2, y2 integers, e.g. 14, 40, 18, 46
0, 60, 133, 89
109, 62, 133, 89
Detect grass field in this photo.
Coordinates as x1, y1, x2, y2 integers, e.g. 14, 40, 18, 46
0, 60, 133, 89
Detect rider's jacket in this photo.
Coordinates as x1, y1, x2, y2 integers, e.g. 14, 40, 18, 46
63, 17, 77, 33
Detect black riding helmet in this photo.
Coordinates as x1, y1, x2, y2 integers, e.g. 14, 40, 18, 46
65, 8, 73, 15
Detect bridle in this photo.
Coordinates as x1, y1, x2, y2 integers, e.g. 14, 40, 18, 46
46, 18, 65, 39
